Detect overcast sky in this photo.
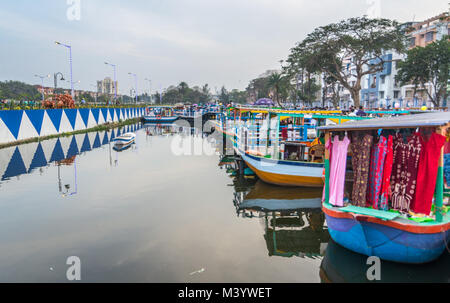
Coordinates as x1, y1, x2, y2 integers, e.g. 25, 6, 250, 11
0, 0, 448, 95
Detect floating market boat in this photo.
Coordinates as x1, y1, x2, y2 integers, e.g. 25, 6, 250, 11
320, 112, 450, 264
230, 108, 371, 187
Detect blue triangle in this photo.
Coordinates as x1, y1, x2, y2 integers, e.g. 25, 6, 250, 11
28, 143, 47, 172
0, 110, 23, 139
64, 109, 77, 130
46, 109, 63, 132
80, 134, 91, 152
110, 129, 116, 140
2, 147, 27, 180
50, 139, 65, 162
92, 133, 101, 149
116, 108, 121, 120
101, 108, 108, 122
109, 108, 115, 121
79, 109, 90, 128
102, 132, 110, 145
66, 136, 79, 158
25, 110, 45, 135
91, 108, 100, 124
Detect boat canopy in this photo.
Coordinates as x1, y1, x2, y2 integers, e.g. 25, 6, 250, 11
319, 112, 450, 131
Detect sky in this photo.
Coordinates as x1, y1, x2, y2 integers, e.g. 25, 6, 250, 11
0, 0, 448, 95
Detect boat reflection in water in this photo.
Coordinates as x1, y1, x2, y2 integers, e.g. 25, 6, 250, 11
320, 239, 450, 283
232, 178, 330, 259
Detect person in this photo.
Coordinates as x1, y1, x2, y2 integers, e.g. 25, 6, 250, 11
356, 106, 367, 116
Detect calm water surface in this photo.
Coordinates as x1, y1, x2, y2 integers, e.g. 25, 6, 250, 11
0, 123, 448, 282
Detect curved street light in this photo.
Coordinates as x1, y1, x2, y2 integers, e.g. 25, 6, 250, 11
55, 41, 74, 98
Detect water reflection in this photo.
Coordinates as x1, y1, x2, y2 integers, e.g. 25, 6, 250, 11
231, 178, 330, 260
320, 239, 450, 283
0, 123, 143, 187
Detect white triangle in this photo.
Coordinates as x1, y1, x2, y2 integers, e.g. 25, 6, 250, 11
59, 135, 73, 157
40, 111, 58, 137
0, 146, 16, 178
17, 112, 39, 141
40, 138, 58, 162
17, 142, 39, 171
59, 111, 74, 134
74, 111, 86, 131
87, 132, 97, 147
0, 117, 17, 144
105, 110, 112, 123
113, 110, 119, 122
98, 110, 105, 125
86, 110, 97, 128
74, 133, 86, 150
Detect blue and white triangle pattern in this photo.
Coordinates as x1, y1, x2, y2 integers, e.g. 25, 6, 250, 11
0, 107, 144, 144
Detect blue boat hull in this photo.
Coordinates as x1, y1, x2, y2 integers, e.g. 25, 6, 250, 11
143, 116, 178, 123
324, 213, 450, 264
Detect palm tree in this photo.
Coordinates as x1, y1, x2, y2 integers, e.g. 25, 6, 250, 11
267, 73, 285, 108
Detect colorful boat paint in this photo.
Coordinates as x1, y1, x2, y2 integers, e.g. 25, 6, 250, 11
113, 132, 136, 151
319, 112, 450, 264
143, 116, 179, 123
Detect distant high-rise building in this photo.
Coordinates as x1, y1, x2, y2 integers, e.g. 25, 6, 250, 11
97, 77, 118, 95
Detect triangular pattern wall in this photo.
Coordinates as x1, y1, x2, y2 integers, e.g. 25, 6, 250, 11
0, 107, 144, 144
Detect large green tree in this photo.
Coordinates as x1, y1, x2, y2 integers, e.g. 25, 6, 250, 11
286, 17, 406, 107
396, 38, 450, 107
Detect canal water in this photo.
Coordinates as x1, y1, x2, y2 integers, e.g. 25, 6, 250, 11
0, 123, 448, 283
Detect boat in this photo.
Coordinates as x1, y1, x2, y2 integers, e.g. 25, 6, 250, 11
112, 132, 136, 151
228, 107, 371, 187
143, 106, 178, 123
319, 112, 450, 264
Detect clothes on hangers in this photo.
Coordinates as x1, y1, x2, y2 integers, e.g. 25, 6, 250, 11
390, 132, 422, 213
326, 135, 350, 207
410, 132, 446, 215
379, 135, 394, 211
350, 133, 373, 207
367, 135, 388, 209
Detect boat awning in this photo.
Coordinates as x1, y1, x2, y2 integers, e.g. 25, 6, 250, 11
318, 112, 450, 131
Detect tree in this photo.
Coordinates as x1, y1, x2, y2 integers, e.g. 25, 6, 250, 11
219, 86, 230, 104
286, 17, 406, 107
396, 38, 450, 107
267, 72, 288, 107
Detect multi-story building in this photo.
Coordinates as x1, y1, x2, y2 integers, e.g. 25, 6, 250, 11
97, 77, 118, 95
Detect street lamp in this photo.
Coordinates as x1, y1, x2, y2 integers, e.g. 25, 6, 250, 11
144, 78, 151, 104
105, 62, 118, 101
128, 72, 138, 104
34, 74, 50, 102
53, 72, 65, 90
55, 41, 74, 98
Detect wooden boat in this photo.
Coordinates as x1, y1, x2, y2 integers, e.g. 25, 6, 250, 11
143, 106, 178, 123
319, 112, 450, 264
229, 108, 371, 187
112, 132, 136, 150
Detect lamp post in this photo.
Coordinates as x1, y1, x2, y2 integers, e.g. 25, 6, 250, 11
144, 78, 151, 104
53, 72, 65, 91
34, 74, 50, 102
105, 62, 117, 101
128, 72, 138, 104
55, 41, 74, 98
67, 80, 80, 102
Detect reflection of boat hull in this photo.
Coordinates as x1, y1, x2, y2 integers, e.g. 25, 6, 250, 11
113, 144, 133, 152
143, 116, 178, 123
239, 150, 324, 187
320, 239, 450, 283
323, 204, 450, 264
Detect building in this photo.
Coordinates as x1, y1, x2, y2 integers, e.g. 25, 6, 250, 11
406, 13, 449, 49
97, 77, 118, 95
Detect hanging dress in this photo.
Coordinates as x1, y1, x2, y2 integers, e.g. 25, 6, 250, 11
327, 135, 350, 207
367, 135, 388, 209
379, 135, 394, 211
350, 134, 373, 207
390, 133, 422, 213
411, 132, 446, 215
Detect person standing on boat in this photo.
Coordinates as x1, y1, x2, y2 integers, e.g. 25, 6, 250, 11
356, 106, 367, 117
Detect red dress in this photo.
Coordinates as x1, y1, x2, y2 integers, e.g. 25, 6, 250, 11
379, 135, 394, 211
411, 132, 446, 215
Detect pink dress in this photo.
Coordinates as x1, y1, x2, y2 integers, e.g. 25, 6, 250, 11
327, 135, 350, 207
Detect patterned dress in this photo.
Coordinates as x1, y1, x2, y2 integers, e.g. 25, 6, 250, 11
390, 133, 422, 213
351, 134, 373, 207
367, 136, 388, 209
379, 135, 394, 211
